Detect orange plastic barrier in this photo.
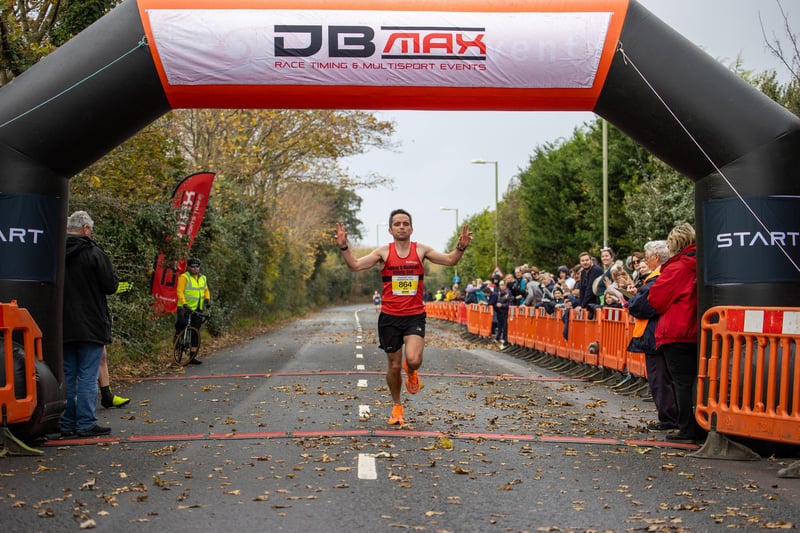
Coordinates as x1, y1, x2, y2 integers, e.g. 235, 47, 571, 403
424, 301, 437, 318
565, 309, 596, 364
566, 309, 592, 365
421, 299, 800, 449
436, 298, 800, 449
447, 302, 458, 322
598, 307, 627, 371
466, 304, 480, 335
457, 302, 467, 325
530, 307, 546, 353
0, 301, 43, 424
507, 306, 522, 346
539, 307, 559, 356
437, 301, 448, 319
625, 312, 648, 378
425, 300, 459, 321
696, 306, 800, 444
478, 304, 494, 338
553, 310, 570, 357
552, 309, 571, 359
521, 306, 537, 351
432, 301, 635, 372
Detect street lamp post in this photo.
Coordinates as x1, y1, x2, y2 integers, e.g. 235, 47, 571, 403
440, 206, 459, 277
471, 159, 499, 268
439, 206, 459, 232
602, 118, 609, 248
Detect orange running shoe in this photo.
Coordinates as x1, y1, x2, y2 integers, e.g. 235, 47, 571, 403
388, 404, 405, 425
403, 359, 423, 394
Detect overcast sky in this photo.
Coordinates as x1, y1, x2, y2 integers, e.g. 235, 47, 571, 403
342, 0, 796, 254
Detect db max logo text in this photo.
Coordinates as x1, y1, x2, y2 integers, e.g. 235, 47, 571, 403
273, 25, 487, 60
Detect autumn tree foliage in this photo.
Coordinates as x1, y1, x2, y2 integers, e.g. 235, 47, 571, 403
0, 0, 117, 83
2, 3, 396, 357
447, 51, 798, 278
160, 109, 393, 319
64, 108, 395, 354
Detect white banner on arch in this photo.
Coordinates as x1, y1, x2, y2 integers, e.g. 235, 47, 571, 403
146, 9, 612, 89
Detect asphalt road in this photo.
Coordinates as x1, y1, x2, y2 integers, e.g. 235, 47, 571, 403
2, 304, 799, 532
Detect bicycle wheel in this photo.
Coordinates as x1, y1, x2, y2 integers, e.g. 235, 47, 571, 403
173, 331, 191, 366
186, 327, 202, 363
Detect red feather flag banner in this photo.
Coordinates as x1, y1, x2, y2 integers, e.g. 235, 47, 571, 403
150, 172, 215, 314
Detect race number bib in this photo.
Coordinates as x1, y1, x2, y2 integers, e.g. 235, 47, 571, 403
391, 275, 419, 296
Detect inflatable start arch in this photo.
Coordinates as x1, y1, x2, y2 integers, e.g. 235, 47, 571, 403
0, 0, 798, 425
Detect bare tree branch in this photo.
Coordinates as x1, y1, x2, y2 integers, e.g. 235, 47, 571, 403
760, 0, 799, 82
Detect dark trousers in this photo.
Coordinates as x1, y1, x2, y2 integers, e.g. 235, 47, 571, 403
495, 310, 508, 342
646, 351, 678, 425
175, 309, 203, 348
661, 342, 704, 437
175, 308, 202, 332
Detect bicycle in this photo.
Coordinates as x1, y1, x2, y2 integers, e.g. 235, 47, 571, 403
173, 310, 208, 366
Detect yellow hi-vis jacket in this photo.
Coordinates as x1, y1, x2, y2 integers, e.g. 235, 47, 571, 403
177, 272, 210, 311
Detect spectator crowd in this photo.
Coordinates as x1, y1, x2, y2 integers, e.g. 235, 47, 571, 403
428, 223, 703, 444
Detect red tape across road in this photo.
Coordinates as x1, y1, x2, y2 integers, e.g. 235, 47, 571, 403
47, 429, 698, 450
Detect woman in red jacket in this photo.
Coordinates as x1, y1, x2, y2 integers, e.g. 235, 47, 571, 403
647, 223, 705, 443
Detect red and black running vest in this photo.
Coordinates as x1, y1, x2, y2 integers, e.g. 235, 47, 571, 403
381, 242, 425, 316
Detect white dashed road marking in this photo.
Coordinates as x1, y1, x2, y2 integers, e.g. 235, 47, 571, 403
355, 310, 376, 483
358, 453, 377, 480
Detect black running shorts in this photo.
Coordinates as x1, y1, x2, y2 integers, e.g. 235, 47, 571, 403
378, 312, 426, 353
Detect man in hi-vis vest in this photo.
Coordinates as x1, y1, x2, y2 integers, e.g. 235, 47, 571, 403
175, 257, 211, 364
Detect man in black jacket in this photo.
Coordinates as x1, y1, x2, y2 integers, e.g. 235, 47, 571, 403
575, 252, 603, 317
562, 251, 604, 339
60, 211, 118, 438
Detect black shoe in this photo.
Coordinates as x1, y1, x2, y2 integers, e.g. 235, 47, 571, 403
76, 425, 112, 437
187, 358, 203, 365
647, 422, 679, 431
60, 429, 76, 438
664, 432, 699, 443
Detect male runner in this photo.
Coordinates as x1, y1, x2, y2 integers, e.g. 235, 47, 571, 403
335, 209, 472, 426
